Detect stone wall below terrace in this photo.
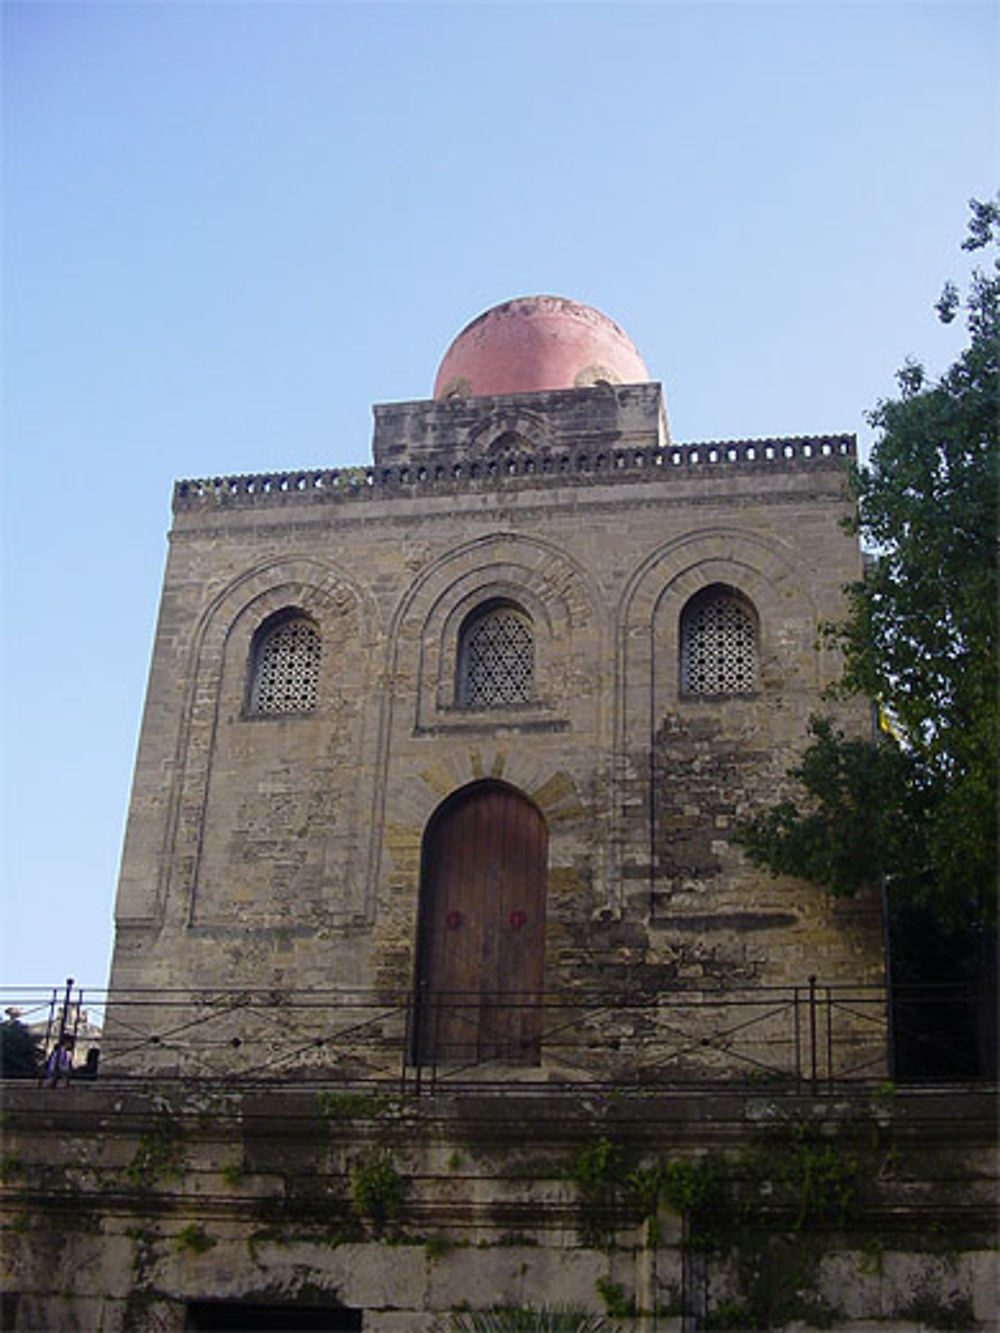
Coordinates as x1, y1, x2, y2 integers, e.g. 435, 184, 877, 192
1, 1083, 996, 1332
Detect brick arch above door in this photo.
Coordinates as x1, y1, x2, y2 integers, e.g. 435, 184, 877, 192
389, 749, 585, 837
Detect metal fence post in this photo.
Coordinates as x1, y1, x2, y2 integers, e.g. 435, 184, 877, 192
400, 992, 411, 1096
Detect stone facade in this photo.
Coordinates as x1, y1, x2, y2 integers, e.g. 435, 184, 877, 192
106, 375, 882, 1081
5, 305, 995, 1333
2, 1083, 996, 1331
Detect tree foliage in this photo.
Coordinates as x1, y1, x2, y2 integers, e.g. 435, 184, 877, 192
0, 1018, 41, 1078
739, 199, 998, 931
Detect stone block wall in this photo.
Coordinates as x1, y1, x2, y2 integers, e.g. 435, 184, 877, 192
108, 385, 883, 1078
1, 1083, 995, 1330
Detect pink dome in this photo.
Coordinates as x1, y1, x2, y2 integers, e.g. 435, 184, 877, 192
434, 295, 650, 399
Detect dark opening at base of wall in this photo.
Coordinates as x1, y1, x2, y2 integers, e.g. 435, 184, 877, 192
186, 1301, 363, 1332
890, 905, 998, 1081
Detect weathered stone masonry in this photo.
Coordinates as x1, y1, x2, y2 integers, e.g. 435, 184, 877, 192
109, 386, 881, 1022
2, 296, 995, 1330
2, 1083, 996, 1331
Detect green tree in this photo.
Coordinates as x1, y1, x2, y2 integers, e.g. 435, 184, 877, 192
0, 1018, 42, 1078
738, 200, 998, 1077
739, 198, 998, 934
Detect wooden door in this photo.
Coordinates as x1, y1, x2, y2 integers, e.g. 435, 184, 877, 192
413, 783, 547, 1065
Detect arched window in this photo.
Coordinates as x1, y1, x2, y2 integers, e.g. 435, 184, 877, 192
458, 601, 534, 708
680, 586, 758, 696
247, 612, 321, 715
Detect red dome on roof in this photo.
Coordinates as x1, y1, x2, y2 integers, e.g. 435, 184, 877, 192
434, 295, 650, 399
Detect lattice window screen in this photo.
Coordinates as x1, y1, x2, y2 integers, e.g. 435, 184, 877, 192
250, 617, 321, 714
460, 607, 534, 707
681, 592, 757, 695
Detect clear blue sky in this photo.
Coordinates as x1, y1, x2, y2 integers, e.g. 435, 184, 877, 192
2, 0, 996, 993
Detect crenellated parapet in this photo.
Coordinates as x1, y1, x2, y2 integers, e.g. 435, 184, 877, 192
174, 431, 855, 512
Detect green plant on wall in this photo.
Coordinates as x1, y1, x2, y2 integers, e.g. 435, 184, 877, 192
660, 1155, 727, 1248
424, 1234, 453, 1262
567, 1137, 632, 1248
624, 1164, 664, 1237
734, 1124, 861, 1234
220, 1160, 243, 1189
716, 1233, 842, 1330
696, 1119, 896, 1329
782, 1131, 858, 1232
317, 1089, 392, 1122
349, 1151, 406, 1234
173, 1222, 216, 1255
122, 1226, 160, 1333
337, 465, 371, 490
126, 1112, 186, 1190
0, 1154, 22, 1183
594, 1278, 636, 1319
568, 1136, 737, 1252
569, 1138, 622, 1192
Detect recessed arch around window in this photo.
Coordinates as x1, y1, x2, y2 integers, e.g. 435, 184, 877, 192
246, 609, 321, 715
457, 599, 535, 709
680, 584, 759, 696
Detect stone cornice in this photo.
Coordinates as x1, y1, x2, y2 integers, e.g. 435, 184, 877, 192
173, 434, 855, 514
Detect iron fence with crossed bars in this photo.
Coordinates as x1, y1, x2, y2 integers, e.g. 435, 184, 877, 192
4, 977, 989, 1092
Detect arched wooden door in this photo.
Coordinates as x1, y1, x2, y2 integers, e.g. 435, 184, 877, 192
412, 782, 547, 1065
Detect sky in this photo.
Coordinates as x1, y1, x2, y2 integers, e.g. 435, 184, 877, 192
1, 0, 996, 998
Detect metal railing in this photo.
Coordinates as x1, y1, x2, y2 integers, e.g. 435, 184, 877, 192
1, 978, 990, 1093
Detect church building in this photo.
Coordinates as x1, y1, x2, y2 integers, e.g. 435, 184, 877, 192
5, 299, 995, 1333
105, 294, 882, 1080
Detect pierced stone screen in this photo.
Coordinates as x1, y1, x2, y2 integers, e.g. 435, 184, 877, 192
681, 593, 757, 695
250, 618, 321, 714
460, 608, 534, 707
